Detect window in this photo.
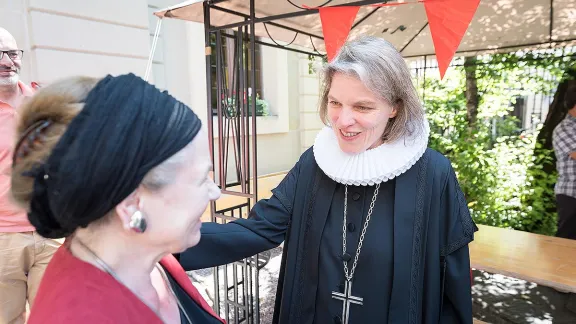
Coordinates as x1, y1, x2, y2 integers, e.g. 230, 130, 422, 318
209, 31, 266, 117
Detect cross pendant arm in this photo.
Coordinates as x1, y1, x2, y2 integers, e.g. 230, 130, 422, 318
331, 280, 363, 324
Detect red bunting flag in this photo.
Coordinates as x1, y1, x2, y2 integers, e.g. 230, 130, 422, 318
424, 0, 480, 79
318, 6, 360, 62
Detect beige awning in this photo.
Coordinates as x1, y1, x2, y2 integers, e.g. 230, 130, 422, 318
154, 0, 576, 57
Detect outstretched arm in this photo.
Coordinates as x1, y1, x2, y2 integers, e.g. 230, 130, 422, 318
179, 195, 291, 270
178, 154, 303, 271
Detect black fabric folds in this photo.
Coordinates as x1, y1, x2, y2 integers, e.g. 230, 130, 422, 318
27, 73, 202, 238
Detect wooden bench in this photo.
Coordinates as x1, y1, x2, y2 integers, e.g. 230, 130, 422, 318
470, 224, 576, 293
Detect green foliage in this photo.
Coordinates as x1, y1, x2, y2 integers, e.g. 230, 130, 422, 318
425, 72, 517, 229
425, 49, 574, 235
517, 139, 558, 234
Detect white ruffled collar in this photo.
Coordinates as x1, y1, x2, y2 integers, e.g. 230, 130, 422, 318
313, 120, 430, 186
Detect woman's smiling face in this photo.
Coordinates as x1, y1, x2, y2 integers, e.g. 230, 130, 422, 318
326, 72, 397, 154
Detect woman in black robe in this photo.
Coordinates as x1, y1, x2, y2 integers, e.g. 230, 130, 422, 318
179, 35, 478, 324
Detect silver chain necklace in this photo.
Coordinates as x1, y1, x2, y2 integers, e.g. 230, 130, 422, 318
73, 238, 192, 324
342, 183, 381, 281
332, 183, 380, 324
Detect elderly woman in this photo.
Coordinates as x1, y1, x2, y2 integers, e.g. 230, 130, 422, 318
10, 74, 224, 323
179, 36, 477, 324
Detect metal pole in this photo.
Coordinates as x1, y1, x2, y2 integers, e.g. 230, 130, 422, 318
144, 18, 163, 81
211, 5, 323, 41
202, 2, 222, 318
422, 56, 427, 103
215, 31, 226, 191
238, 24, 248, 196
249, 0, 259, 322
220, 30, 324, 57
209, 0, 385, 31
549, 0, 554, 44
403, 38, 576, 58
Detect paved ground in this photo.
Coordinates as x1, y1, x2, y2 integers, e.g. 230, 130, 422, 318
471, 270, 576, 323
189, 249, 576, 324
189, 247, 283, 324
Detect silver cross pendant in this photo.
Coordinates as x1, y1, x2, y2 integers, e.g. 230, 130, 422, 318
331, 280, 363, 324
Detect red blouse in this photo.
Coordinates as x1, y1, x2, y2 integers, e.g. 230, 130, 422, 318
28, 244, 225, 323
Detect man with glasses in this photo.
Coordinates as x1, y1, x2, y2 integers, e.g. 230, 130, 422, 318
0, 27, 58, 324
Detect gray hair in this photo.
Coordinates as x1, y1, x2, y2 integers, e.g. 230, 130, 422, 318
141, 142, 192, 191
319, 35, 425, 143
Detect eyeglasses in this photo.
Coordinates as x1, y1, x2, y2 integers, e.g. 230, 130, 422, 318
0, 50, 24, 61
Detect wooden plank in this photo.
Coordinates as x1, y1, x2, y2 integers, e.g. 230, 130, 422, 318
201, 172, 286, 222
470, 224, 576, 293
473, 319, 488, 324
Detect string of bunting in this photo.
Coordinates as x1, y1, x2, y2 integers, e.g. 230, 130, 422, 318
303, 0, 480, 79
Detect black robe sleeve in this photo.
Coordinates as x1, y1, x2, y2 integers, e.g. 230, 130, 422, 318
439, 166, 477, 324
178, 154, 302, 271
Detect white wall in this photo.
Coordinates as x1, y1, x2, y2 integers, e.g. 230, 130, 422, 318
147, 0, 203, 119
297, 54, 324, 153
28, 0, 151, 83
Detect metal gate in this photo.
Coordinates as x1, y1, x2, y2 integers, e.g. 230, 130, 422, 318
204, 15, 264, 324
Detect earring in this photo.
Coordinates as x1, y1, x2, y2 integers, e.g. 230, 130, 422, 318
129, 210, 147, 233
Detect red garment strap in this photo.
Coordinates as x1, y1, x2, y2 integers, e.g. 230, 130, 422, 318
160, 255, 226, 323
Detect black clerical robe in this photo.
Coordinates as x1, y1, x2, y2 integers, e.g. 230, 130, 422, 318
313, 178, 396, 323
179, 148, 477, 324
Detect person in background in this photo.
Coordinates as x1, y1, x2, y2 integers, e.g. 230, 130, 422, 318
552, 85, 576, 239
11, 73, 224, 323
0, 27, 56, 324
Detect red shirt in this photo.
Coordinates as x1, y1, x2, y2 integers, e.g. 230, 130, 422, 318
28, 244, 225, 323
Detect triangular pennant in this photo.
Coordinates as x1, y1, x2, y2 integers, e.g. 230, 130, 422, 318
424, 0, 480, 79
318, 6, 360, 62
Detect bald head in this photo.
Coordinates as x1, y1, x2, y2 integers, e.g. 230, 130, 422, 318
0, 27, 21, 87
0, 28, 17, 47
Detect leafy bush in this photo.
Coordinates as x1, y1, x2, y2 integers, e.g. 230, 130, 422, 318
424, 61, 561, 235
